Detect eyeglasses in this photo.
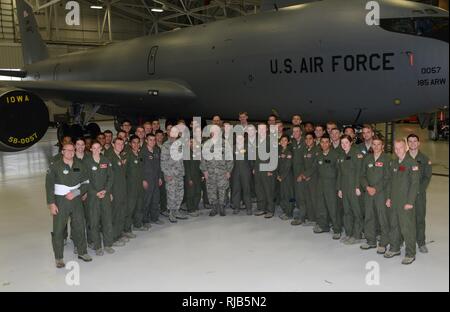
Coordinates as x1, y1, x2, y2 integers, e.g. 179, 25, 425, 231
63, 149, 75, 152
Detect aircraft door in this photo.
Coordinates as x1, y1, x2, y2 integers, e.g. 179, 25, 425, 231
148, 46, 158, 75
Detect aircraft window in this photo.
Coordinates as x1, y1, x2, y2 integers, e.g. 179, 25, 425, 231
380, 17, 448, 43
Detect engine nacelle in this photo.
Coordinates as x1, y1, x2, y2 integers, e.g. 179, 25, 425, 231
0, 88, 49, 152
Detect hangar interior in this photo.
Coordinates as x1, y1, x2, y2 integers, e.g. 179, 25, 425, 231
0, 0, 449, 291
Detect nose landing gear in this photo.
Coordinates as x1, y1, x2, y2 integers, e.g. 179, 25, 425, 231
56, 103, 102, 143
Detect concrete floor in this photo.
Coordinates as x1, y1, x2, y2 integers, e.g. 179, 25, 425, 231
0, 123, 448, 292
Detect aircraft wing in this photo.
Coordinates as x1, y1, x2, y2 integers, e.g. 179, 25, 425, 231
0, 80, 196, 107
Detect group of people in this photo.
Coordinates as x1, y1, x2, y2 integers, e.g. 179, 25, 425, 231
45, 112, 432, 268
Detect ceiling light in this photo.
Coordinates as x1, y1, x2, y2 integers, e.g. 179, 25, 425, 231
151, 8, 164, 12
90, 5, 103, 9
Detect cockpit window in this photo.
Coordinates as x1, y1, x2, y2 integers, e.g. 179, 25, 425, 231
380, 17, 448, 43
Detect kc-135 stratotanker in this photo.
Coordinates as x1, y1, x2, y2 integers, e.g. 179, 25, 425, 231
0, 0, 448, 151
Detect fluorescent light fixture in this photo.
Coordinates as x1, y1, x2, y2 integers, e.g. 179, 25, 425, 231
90, 5, 103, 9
151, 8, 164, 12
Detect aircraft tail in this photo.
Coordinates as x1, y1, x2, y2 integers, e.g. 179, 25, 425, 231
16, 0, 49, 65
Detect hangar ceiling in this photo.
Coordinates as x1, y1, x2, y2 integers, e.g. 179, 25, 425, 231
0, 0, 260, 44
0, 0, 447, 45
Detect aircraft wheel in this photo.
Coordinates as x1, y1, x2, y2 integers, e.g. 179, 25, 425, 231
70, 124, 84, 140
57, 123, 71, 143
86, 123, 101, 139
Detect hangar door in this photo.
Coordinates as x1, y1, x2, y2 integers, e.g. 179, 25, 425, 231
148, 46, 158, 75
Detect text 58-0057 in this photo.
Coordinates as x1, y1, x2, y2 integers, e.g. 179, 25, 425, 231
8, 132, 38, 145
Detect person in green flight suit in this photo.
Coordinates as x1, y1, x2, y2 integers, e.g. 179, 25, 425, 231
139, 133, 164, 228
385, 139, 420, 265
123, 135, 143, 238
407, 134, 432, 254
312, 134, 341, 239
253, 123, 277, 219
359, 136, 391, 253
74, 137, 91, 251
84, 141, 116, 256
231, 133, 253, 215
299, 132, 320, 226
276, 135, 294, 220
104, 137, 129, 245
45, 142, 92, 268
184, 138, 203, 217
337, 134, 364, 245
290, 125, 307, 225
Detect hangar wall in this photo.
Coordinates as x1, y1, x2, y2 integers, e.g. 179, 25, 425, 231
1, 0, 145, 44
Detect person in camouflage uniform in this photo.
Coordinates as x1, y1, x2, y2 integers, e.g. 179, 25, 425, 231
161, 125, 188, 223
200, 125, 234, 216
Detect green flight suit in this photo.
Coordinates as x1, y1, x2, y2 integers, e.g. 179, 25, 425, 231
45, 158, 89, 259
387, 154, 420, 257
104, 148, 127, 241
276, 146, 294, 217
332, 143, 345, 232
125, 150, 144, 232
360, 153, 391, 247
157, 144, 168, 214
140, 146, 162, 224
254, 139, 276, 214
76, 153, 91, 245
291, 138, 306, 221
356, 143, 372, 224
231, 145, 253, 213
313, 149, 341, 233
84, 154, 114, 250
184, 149, 202, 213
337, 148, 364, 239
301, 145, 320, 222
409, 151, 432, 248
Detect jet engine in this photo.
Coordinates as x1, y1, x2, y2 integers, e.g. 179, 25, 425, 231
0, 88, 49, 152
